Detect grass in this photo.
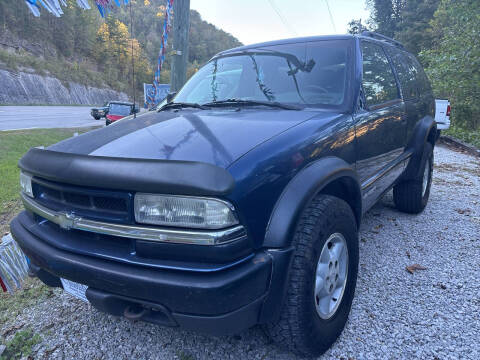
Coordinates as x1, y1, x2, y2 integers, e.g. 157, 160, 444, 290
0, 327, 42, 360
0, 128, 94, 234
444, 126, 480, 148
176, 350, 196, 360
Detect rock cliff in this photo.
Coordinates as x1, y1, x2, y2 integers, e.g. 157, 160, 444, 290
0, 69, 128, 105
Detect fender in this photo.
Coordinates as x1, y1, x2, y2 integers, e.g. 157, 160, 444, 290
263, 156, 361, 248
403, 115, 436, 180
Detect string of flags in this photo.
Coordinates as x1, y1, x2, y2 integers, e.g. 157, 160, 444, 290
148, 0, 174, 108
24, 0, 130, 18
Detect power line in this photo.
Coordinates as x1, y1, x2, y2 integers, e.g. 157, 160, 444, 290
266, 0, 298, 36
324, 0, 337, 33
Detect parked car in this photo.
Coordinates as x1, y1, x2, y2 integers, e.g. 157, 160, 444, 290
90, 103, 109, 120
11, 32, 436, 357
105, 101, 139, 125
435, 99, 451, 137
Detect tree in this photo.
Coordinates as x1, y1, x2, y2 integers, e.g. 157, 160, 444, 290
94, 16, 152, 97
364, 0, 440, 56
394, 0, 440, 55
347, 19, 368, 34
366, 0, 404, 37
420, 0, 480, 129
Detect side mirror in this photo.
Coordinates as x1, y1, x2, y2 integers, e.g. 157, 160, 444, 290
166, 92, 177, 103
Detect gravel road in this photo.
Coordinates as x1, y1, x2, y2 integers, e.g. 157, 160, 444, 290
2, 144, 479, 360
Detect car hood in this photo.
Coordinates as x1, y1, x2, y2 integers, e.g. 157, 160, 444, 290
49, 108, 324, 168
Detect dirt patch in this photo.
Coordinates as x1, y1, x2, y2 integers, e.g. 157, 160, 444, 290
433, 177, 474, 187
435, 162, 480, 177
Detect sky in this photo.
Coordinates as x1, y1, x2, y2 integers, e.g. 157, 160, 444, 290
190, 0, 370, 45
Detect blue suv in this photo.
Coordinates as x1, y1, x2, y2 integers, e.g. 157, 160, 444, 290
12, 32, 436, 357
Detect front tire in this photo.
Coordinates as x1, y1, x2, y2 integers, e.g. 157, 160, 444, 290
265, 194, 359, 357
393, 142, 434, 214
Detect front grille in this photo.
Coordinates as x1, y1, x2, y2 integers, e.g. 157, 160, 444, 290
93, 196, 128, 212
32, 177, 133, 224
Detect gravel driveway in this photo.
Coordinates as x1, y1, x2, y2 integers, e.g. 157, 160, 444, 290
2, 144, 479, 360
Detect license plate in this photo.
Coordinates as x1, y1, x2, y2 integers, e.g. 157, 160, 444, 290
60, 278, 88, 303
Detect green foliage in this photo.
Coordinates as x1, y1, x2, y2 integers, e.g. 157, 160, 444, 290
176, 350, 195, 360
364, 0, 439, 55
444, 126, 480, 148
394, 0, 440, 55
347, 19, 368, 34
420, 0, 480, 130
0, 48, 120, 90
0, 328, 41, 360
366, 0, 404, 37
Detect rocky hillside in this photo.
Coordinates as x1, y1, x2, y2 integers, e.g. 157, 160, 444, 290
0, 69, 127, 106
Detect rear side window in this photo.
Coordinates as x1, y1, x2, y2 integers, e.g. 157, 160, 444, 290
387, 49, 417, 100
361, 41, 399, 107
387, 48, 432, 100
408, 54, 432, 95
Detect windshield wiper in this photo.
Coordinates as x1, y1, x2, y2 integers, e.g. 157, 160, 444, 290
203, 99, 301, 110
158, 102, 208, 111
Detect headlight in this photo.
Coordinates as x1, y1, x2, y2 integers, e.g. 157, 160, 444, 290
20, 172, 33, 198
134, 194, 238, 229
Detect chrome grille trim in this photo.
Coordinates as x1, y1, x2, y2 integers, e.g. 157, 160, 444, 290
21, 193, 245, 246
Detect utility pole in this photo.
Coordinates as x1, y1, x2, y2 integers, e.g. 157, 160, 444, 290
129, 0, 136, 117
170, 0, 190, 92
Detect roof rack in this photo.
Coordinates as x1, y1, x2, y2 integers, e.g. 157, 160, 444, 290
360, 31, 404, 49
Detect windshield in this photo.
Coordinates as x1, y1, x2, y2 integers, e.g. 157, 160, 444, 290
175, 40, 352, 109
109, 104, 132, 116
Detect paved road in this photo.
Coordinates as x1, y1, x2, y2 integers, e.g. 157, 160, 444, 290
0, 106, 102, 131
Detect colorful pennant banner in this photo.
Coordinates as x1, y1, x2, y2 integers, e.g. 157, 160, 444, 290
24, 0, 130, 18
147, 0, 174, 108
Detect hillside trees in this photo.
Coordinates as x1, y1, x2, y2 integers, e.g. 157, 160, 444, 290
420, 0, 480, 129
94, 17, 152, 97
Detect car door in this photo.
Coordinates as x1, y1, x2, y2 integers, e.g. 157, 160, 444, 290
386, 48, 424, 142
354, 41, 407, 211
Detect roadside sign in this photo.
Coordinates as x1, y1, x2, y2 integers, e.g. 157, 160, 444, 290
144, 83, 170, 108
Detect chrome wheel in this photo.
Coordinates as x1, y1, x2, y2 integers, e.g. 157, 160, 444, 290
422, 158, 430, 197
314, 233, 349, 319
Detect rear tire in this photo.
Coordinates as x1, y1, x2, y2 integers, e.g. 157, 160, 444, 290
265, 194, 359, 357
393, 142, 433, 214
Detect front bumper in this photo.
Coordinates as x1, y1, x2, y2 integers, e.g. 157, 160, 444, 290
11, 214, 292, 335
